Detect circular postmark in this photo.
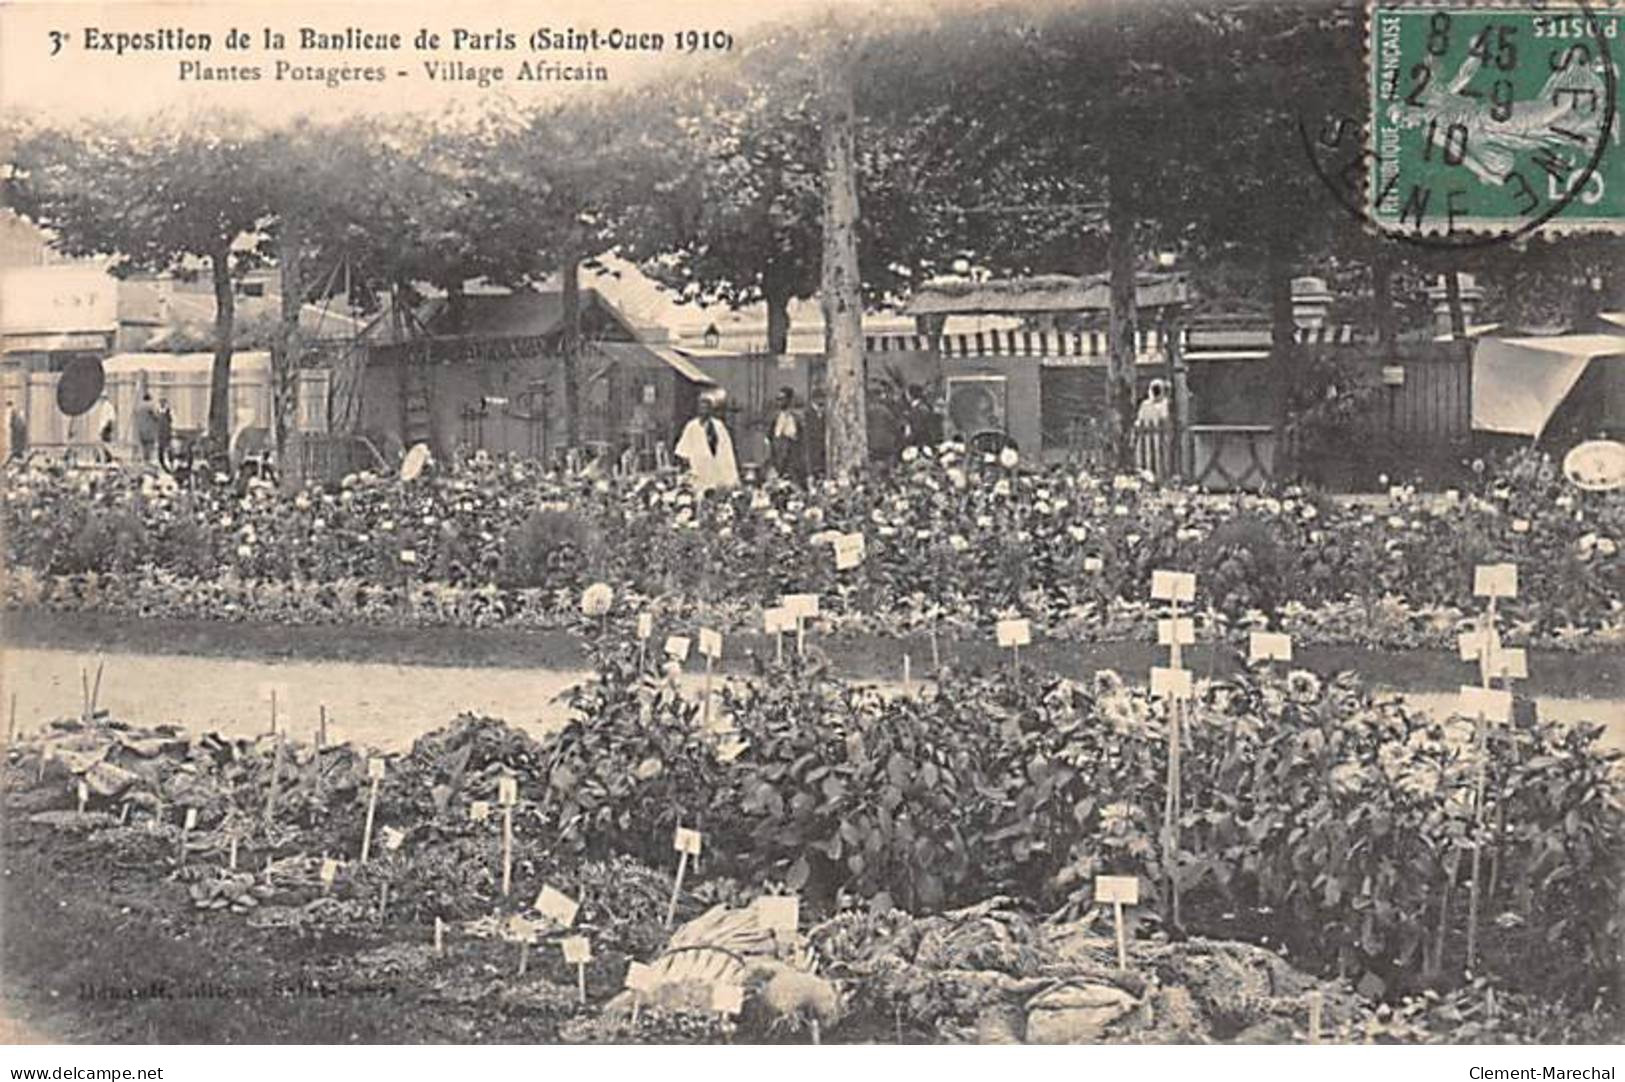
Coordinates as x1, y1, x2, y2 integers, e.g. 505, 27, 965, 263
1299, 0, 1619, 248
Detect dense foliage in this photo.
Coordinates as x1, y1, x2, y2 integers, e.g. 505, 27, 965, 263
14, 651, 1620, 1019
5, 449, 1621, 651
542, 648, 1624, 1008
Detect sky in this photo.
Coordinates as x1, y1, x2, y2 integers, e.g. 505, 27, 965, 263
0, 0, 885, 125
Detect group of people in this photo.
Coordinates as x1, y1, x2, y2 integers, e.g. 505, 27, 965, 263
4, 391, 182, 470
134, 393, 177, 469
673, 386, 829, 495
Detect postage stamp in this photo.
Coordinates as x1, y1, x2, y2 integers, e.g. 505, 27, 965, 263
1367, 2, 1622, 238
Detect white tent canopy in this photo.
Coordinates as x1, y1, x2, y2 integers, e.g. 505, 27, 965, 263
1472, 334, 1625, 438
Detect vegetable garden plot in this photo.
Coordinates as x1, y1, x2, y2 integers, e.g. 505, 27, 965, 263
2, 649, 1620, 1043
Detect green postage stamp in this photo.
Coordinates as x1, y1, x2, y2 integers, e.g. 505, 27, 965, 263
1369, 3, 1622, 237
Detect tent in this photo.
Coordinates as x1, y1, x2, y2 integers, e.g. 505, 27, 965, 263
1472, 334, 1625, 443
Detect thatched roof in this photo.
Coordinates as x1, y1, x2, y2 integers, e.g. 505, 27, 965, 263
904, 273, 1188, 316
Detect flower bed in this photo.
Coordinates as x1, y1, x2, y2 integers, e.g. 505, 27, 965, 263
3, 448, 1621, 650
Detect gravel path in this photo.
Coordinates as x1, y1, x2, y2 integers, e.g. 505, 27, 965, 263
6, 645, 1620, 753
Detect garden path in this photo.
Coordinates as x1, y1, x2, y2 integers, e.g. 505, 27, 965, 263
4, 645, 1620, 753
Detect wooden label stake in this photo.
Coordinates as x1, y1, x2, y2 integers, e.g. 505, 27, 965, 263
498, 775, 517, 896
667, 826, 703, 928
995, 618, 1031, 675
625, 961, 654, 1023
1464, 563, 1518, 976
1096, 875, 1140, 971
1248, 630, 1293, 668
178, 806, 196, 865
1151, 567, 1196, 930
699, 628, 723, 725
264, 733, 285, 829
783, 594, 818, 658
562, 936, 592, 1004
534, 884, 580, 928
434, 916, 445, 956
360, 757, 384, 863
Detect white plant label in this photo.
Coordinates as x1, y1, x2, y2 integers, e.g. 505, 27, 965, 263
497, 777, 518, 806
534, 885, 580, 927
1083, 556, 1105, 573
367, 757, 385, 781
665, 635, 692, 662
1459, 685, 1513, 723
995, 619, 1032, 648
1248, 631, 1293, 662
636, 613, 654, 640
183, 807, 198, 831
764, 607, 792, 635
320, 858, 339, 885
699, 628, 723, 660
1150, 569, 1197, 603
1157, 618, 1196, 647
505, 914, 538, 944
561, 935, 592, 965
381, 826, 405, 852
1489, 647, 1528, 681
469, 800, 491, 823
834, 533, 865, 570
1458, 628, 1491, 662
1474, 563, 1518, 599
673, 826, 703, 856
1150, 666, 1193, 701
783, 594, 820, 619
755, 895, 799, 937
1095, 875, 1140, 905
625, 961, 656, 992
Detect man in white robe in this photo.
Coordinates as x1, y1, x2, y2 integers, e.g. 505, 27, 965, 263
674, 395, 739, 495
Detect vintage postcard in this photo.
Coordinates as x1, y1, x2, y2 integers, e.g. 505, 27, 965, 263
1, 0, 1621, 1065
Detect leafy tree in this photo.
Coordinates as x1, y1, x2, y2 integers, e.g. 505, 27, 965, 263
5, 115, 273, 447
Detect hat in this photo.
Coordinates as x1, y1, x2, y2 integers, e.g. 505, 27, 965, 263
703, 388, 728, 408
777, 386, 794, 402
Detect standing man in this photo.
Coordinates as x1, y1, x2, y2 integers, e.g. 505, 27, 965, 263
156, 398, 176, 471
768, 386, 805, 485
3, 400, 25, 463
804, 388, 828, 480
135, 392, 159, 465
674, 392, 739, 496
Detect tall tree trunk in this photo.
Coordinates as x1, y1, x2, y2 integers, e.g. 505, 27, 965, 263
273, 221, 305, 467
1372, 247, 1397, 354
1444, 269, 1466, 338
765, 285, 792, 356
1105, 155, 1138, 471
207, 246, 236, 450
561, 255, 582, 448
1267, 232, 1296, 429
819, 38, 867, 479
